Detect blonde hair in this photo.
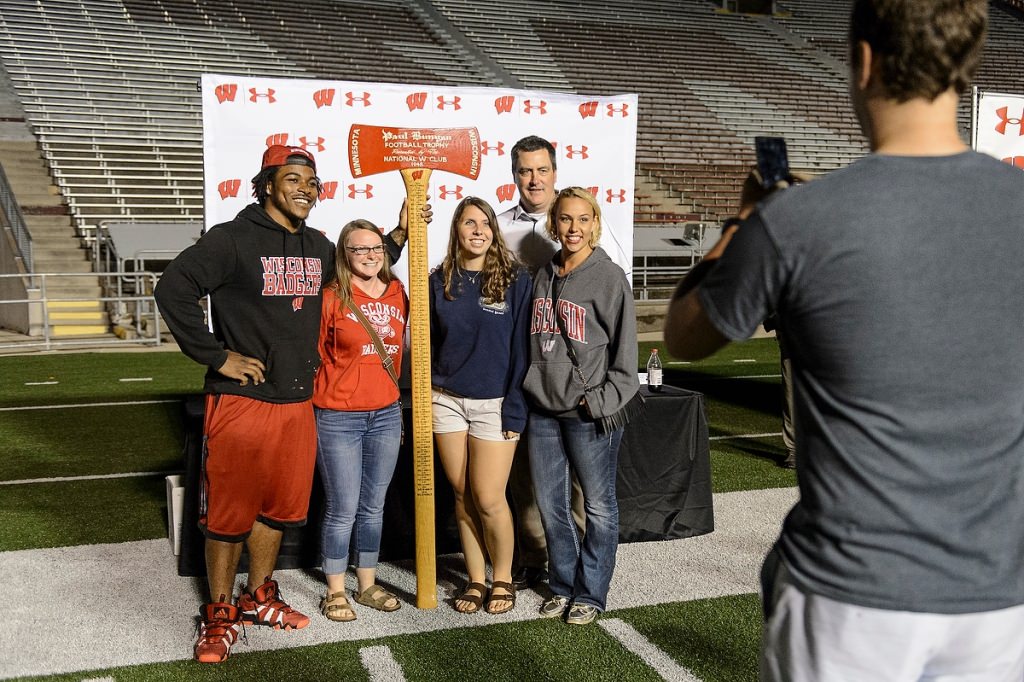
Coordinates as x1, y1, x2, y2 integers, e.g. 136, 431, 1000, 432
441, 196, 520, 303
330, 219, 394, 311
546, 187, 603, 248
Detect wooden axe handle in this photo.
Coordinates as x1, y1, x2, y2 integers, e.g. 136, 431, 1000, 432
400, 167, 438, 610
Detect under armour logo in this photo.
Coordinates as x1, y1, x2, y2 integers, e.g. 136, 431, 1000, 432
606, 103, 629, 117
214, 84, 238, 103
564, 145, 588, 160
348, 184, 373, 199
437, 96, 461, 111
248, 88, 276, 103
346, 92, 371, 107
995, 107, 1024, 136
606, 189, 627, 203
217, 179, 241, 199
523, 99, 547, 115
1004, 156, 1024, 169
482, 141, 505, 156
312, 88, 335, 109
407, 92, 428, 111
299, 136, 326, 152
438, 185, 463, 200
494, 95, 515, 115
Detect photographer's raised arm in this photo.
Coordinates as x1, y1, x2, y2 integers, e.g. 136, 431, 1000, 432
662, 219, 738, 361
664, 168, 767, 360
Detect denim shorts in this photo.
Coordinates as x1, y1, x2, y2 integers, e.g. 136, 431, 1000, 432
431, 387, 514, 441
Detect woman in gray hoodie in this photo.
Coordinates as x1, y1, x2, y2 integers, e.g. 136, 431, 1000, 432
522, 186, 642, 626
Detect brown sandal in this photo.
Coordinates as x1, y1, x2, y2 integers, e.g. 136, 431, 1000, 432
320, 590, 356, 622
485, 581, 517, 615
454, 581, 487, 614
353, 584, 402, 612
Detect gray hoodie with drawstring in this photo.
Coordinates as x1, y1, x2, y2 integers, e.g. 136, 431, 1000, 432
523, 246, 641, 429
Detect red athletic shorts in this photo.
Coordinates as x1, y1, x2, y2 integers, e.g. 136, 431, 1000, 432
200, 394, 316, 542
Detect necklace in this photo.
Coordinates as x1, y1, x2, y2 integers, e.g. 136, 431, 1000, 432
464, 270, 481, 285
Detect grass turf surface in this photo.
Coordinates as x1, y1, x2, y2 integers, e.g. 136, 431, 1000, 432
13, 595, 762, 682
0, 341, 792, 551
1, 342, 788, 681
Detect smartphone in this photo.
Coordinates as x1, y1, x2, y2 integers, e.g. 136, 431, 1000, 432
755, 136, 790, 189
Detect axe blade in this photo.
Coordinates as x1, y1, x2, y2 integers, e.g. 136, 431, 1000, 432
348, 124, 481, 179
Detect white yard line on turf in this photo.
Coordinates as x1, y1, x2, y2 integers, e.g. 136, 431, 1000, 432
0, 471, 177, 486
119, 377, 154, 382
360, 645, 408, 682
600, 618, 703, 682
0, 399, 178, 412
23, 381, 58, 386
710, 432, 783, 441
732, 359, 757, 363
0, 487, 799, 679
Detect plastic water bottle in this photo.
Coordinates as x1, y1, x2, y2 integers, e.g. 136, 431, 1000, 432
647, 348, 663, 392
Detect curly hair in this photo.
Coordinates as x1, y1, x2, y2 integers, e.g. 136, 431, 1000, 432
250, 164, 324, 204
330, 219, 395, 313
849, 0, 987, 102
440, 196, 520, 304
546, 187, 603, 248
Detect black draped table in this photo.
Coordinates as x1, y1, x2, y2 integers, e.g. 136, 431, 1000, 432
177, 385, 713, 576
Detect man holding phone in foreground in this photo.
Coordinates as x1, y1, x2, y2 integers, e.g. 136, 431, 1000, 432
665, 1, 1024, 679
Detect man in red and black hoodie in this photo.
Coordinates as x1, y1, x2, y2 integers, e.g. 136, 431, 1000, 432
156, 145, 335, 663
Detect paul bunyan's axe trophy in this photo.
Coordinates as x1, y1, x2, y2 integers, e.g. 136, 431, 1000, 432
348, 124, 481, 608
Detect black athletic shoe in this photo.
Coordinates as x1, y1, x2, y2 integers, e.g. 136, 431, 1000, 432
512, 566, 548, 590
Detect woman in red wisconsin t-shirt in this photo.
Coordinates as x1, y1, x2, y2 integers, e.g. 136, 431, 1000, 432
313, 219, 408, 621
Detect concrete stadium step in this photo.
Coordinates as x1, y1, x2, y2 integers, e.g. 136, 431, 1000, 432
44, 300, 110, 337
32, 257, 92, 273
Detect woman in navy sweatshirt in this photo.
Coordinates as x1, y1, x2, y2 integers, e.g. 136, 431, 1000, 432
430, 196, 532, 615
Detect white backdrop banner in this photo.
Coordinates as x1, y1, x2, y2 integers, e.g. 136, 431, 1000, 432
973, 89, 1024, 169
201, 74, 638, 281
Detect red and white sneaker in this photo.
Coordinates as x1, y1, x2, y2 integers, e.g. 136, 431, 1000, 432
194, 601, 241, 664
238, 577, 310, 631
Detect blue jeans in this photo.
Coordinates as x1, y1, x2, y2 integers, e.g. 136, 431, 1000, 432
528, 411, 623, 611
314, 402, 402, 575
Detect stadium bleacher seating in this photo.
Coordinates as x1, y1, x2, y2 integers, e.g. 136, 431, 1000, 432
0, 0, 1022, 297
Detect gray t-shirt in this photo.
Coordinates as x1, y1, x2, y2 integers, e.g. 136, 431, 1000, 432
700, 151, 1024, 614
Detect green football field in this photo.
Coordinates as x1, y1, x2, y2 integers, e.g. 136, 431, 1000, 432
0, 339, 793, 681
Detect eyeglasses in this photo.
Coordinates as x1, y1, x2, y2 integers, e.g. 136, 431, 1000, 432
346, 245, 386, 255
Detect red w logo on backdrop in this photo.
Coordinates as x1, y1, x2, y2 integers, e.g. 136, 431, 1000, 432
578, 101, 599, 119
266, 133, 289, 147
407, 92, 428, 111
319, 182, 338, 201
313, 88, 335, 109
1004, 156, 1024, 169
217, 179, 241, 199
494, 96, 515, 115
215, 84, 238, 103
496, 184, 516, 202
